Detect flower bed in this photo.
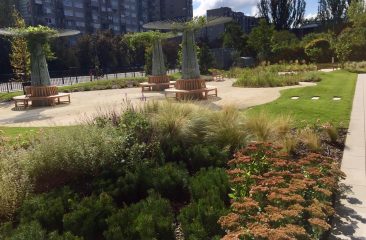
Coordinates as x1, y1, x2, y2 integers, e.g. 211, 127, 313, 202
220, 142, 345, 240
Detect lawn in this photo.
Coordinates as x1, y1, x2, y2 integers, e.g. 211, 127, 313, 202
247, 70, 358, 127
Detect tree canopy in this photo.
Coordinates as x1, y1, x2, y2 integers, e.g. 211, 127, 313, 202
258, 0, 306, 30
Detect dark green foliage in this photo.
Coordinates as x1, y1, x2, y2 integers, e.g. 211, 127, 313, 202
178, 195, 228, 240
178, 168, 230, 240
19, 187, 77, 232
305, 39, 333, 63
150, 163, 190, 202
118, 111, 163, 165
94, 162, 189, 204
4, 221, 46, 240
63, 193, 116, 240
189, 168, 230, 203
185, 145, 229, 172
47, 231, 83, 240
104, 192, 175, 240
198, 41, 214, 74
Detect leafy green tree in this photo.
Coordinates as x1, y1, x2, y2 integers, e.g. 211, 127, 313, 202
318, 0, 349, 24
9, 9, 30, 82
198, 41, 214, 74
222, 22, 245, 52
333, 29, 353, 66
247, 19, 275, 61
258, 0, 306, 30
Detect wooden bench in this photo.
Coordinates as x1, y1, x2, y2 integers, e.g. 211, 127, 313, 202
140, 81, 176, 92
212, 70, 224, 82
164, 85, 218, 100
13, 86, 71, 108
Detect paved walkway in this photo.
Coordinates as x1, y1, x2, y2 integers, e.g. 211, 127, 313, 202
0, 79, 315, 127
332, 74, 366, 240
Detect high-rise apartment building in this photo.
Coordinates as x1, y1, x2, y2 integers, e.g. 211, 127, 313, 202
16, 0, 193, 34
201, 7, 259, 42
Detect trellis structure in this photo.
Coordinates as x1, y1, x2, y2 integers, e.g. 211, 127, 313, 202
143, 17, 232, 98
0, 26, 79, 106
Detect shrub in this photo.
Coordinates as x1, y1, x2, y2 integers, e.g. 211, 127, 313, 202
178, 195, 228, 240
0, 149, 30, 221
185, 144, 229, 171
63, 193, 116, 239
234, 69, 301, 87
3, 221, 46, 240
19, 187, 77, 232
305, 39, 333, 63
104, 192, 175, 240
177, 168, 229, 240
48, 231, 83, 240
151, 163, 190, 202
344, 61, 366, 73
189, 168, 230, 203
220, 143, 345, 239
24, 126, 121, 192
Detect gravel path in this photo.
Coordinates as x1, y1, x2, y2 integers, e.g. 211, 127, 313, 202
0, 79, 316, 127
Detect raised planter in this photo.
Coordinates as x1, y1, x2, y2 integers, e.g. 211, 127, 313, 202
148, 75, 170, 91
175, 79, 206, 99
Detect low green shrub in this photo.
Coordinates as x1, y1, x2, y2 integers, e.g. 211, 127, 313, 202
24, 126, 121, 192
344, 61, 366, 73
178, 195, 228, 240
104, 192, 175, 240
177, 168, 230, 240
19, 187, 77, 232
4, 221, 46, 240
59, 77, 146, 93
185, 144, 229, 171
63, 193, 116, 240
189, 168, 230, 203
47, 231, 83, 240
0, 149, 30, 222
234, 69, 300, 87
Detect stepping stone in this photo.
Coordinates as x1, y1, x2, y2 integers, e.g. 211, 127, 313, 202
291, 96, 300, 100
312, 96, 320, 100
333, 97, 342, 101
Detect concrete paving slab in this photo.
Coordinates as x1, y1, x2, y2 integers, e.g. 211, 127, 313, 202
332, 74, 366, 239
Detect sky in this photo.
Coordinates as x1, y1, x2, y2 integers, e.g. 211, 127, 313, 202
193, 0, 318, 18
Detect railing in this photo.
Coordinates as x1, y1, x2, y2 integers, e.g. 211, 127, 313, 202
0, 68, 180, 93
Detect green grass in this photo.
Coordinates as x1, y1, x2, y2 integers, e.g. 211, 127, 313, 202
0, 91, 23, 102
247, 70, 357, 127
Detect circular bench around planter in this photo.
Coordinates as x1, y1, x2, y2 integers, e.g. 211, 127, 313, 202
26, 85, 58, 107
148, 75, 171, 91
175, 79, 206, 100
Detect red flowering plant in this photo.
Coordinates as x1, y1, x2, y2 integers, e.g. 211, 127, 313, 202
219, 142, 345, 240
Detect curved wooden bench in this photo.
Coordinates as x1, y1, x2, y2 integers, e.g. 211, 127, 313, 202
165, 86, 217, 100
140, 81, 176, 92
14, 86, 71, 107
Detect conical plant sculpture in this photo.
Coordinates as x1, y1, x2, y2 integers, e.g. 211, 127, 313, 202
144, 17, 232, 81
143, 17, 231, 99
0, 26, 79, 87
125, 31, 174, 83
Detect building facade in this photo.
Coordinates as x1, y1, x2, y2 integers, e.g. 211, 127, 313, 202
201, 7, 259, 42
17, 0, 193, 34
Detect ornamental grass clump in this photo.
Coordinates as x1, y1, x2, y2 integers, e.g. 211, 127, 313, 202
220, 143, 345, 240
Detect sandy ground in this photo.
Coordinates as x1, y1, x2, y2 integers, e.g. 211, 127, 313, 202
0, 79, 316, 127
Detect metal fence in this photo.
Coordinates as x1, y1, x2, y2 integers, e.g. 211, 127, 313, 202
0, 68, 179, 93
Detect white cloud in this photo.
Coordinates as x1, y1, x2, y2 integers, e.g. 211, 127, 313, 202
193, 0, 260, 16
305, 13, 317, 19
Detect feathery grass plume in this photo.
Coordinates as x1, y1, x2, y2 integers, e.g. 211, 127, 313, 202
299, 127, 321, 151
204, 106, 248, 151
274, 114, 294, 137
245, 111, 275, 142
322, 122, 338, 144
279, 135, 299, 155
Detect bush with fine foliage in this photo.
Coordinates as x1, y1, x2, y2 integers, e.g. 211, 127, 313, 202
24, 126, 122, 192
0, 149, 30, 222
20, 187, 77, 232
63, 193, 116, 239
104, 192, 175, 240
178, 168, 230, 240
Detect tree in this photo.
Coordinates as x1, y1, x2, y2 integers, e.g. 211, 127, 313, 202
9, 9, 30, 82
258, 0, 306, 30
318, 0, 349, 24
198, 41, 214, 74
222, 22, 245, 53
333, 29, 352, 66
247, 19, 275, 61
